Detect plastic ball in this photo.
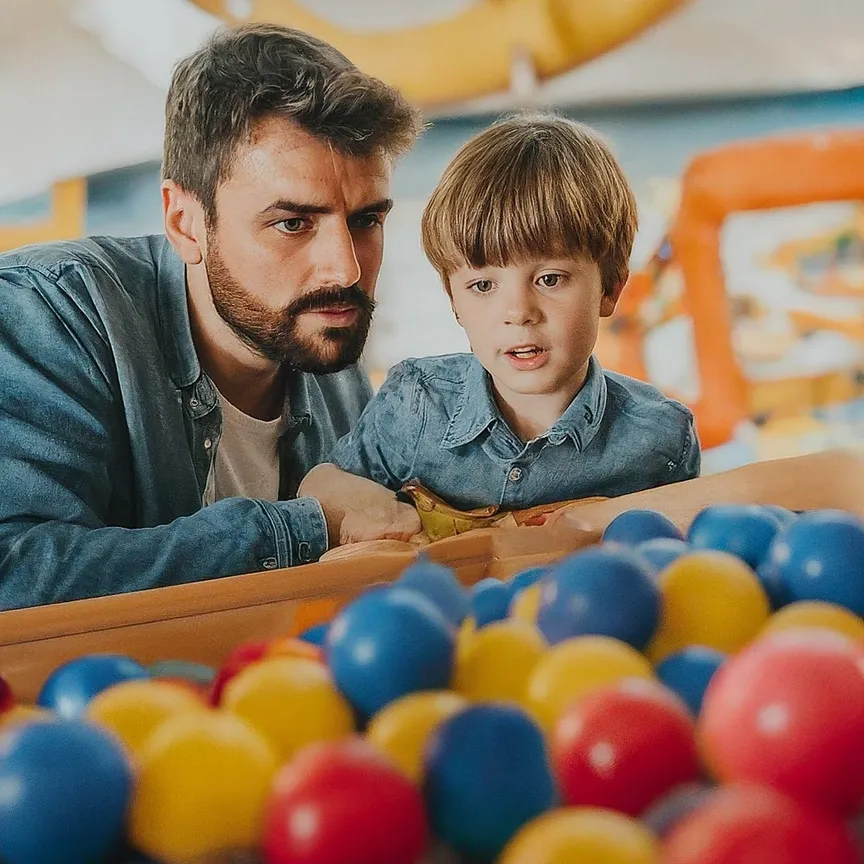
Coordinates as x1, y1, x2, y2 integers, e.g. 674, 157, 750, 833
326, 586, 455, 719
37, 654, 149, 719
635, 538, 690, 573
86, 679, 207, 757
647, 551, 770, 662
498, 807, 660, 864
656, 647, 727, 716
397, 558, 469, 626
510, 583, 543, 624
603, 509, 684, 546
148, 659, 216, 688
0, 673, 13, 713
424, 704, 556, 860
764, 509, 864, 615
0, 718, 133, 864
298, 623, 329, 646
455, 620, 547, 704
365, 691, 467, 784
687, 504, 782, 570
527, 636, 654, 731
0, 706, 51, 731
700, 629, 864, 816
552, 679, 701, 816
761, 504, 799, 525
537, 547, 661, 650
470, 578, 513, 628
761, 601, 864, 643
222, 656, 355, 762
663, 783, 860, 864
509, 565, 548, 594
263, 739, 429, 864
755, 559, 794, 610
641, 783, 715, 837
129, 711, 278, 862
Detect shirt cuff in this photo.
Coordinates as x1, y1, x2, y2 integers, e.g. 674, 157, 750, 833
263, 497, 329, 566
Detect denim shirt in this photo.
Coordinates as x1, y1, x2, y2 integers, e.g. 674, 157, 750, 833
0, 235, 372, 609
329, 353, 700, 512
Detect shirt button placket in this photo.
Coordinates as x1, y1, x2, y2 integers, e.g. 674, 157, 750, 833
508, 466, 523, 483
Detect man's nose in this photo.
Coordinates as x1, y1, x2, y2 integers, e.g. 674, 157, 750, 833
315, 222, 362, 288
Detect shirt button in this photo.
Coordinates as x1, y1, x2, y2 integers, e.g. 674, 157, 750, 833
508, 466, 523, 482
190, 397, 200, 408
261, 557, 278, 570
203, 438, 213, 450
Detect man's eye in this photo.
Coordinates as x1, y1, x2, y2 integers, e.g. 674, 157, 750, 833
352, 214, 383, 229
276, 218, 306, 233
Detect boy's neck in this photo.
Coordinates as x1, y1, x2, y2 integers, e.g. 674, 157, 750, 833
492, 363, 590, 442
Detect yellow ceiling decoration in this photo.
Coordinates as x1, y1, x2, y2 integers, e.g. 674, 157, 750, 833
190, 0, 689, 107
0, 179, 87, 254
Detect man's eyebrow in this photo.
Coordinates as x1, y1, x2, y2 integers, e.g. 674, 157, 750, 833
259, 198, 394, 218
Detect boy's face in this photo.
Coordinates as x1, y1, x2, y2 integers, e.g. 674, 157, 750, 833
448, 256, 624, 401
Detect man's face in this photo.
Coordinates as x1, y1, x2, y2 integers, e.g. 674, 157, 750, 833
205, 116, 393, 373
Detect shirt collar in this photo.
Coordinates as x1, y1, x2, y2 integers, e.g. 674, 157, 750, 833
441, 354, 607, 451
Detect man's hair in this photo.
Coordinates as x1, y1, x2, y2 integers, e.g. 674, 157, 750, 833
421, 113, 637, 296
163, 23, 423, 221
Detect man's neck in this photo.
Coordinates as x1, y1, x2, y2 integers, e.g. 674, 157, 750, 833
186, 268, 286, 421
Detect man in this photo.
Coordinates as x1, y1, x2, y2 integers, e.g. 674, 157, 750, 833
0, 23, 423, 610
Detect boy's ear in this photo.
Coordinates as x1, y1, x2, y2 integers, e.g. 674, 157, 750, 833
600, 271, 629, 318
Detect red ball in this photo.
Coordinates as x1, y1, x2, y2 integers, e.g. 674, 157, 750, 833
262, 739, 429, 864
700, 630, 864, 816
663, 784, 859, 864
551, 679, 701, 816
0, 674, 13, 714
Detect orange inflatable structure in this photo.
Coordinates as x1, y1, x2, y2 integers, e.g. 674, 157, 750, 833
611, 130, 864, 450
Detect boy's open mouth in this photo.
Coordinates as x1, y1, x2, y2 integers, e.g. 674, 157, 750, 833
506, 346, 546, 359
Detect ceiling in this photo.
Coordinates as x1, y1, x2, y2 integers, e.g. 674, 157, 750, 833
0, 0, 863, 204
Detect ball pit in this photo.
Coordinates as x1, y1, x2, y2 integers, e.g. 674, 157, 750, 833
1, 501, 864, 863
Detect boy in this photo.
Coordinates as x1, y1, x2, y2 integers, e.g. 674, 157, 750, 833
299, 114, 700, 539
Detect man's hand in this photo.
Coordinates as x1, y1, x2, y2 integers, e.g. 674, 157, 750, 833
298, 463, 422, 547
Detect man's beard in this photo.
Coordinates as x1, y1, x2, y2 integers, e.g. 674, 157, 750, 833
205, 242, 376, 374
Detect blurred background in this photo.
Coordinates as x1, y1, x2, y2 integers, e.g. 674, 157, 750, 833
3, 0, 864, 474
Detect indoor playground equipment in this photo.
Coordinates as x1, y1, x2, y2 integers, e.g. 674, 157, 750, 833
190, 0, 689, 108
598, 130, 864, 452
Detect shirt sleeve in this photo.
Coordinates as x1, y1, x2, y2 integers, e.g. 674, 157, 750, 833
327, 361, 424, 490
0, 265, 327, 610
669, 407, 702, 482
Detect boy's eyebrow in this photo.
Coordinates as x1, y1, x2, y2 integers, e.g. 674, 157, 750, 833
259, 198, 394, 218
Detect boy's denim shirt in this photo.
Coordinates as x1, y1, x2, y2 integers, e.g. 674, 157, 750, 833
0, 235, 372, 609
329, 353, 701, 511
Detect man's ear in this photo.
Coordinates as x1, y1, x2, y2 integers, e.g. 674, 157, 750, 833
162, 180, 206, 266
600, 270, 629, 318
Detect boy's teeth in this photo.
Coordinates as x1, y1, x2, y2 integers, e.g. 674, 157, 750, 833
512, 348, 540, 357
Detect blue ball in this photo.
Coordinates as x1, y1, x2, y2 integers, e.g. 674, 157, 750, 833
764, 509, 864, 616
326, 586, 455, 718
687, 504, 782, 569
397, 558, 469, 626
0, 719, 133, 864
755, 559, 794, 610
537, 546, 661, 649
760, 505, 798, 528
603, 509, 684, 546
635, 538, 690, 573
656, 647, 727, 716
297, 623, 329, 646
37, 655, 148, 719
470, 578, 512, 628
424, 704, 556, 860
509, 566, 548, 594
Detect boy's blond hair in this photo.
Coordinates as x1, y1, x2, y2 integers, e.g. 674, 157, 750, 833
421, 114, 637, 296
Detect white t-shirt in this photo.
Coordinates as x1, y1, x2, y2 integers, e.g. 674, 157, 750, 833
202, 390, 282, 505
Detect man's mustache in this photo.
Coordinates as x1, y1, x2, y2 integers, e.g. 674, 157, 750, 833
287, 284, 376, 318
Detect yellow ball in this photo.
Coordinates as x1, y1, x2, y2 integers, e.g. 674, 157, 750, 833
222, 656, 355, 763
129, 711, 278, 862
366, 690, 467, 783
457, 616, 477, 663
86, 680, 207, 757
510, 584, 542, 624
455, 620, 546, 704
762, 601, 864, 643
527, 636, 653, 731
499, 808, 660, 864
647, 551, 770, 663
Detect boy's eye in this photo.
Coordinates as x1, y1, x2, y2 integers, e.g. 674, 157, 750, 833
538, 274, 562, 288
470, 279, 494, 294
275, 217, 307, 234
